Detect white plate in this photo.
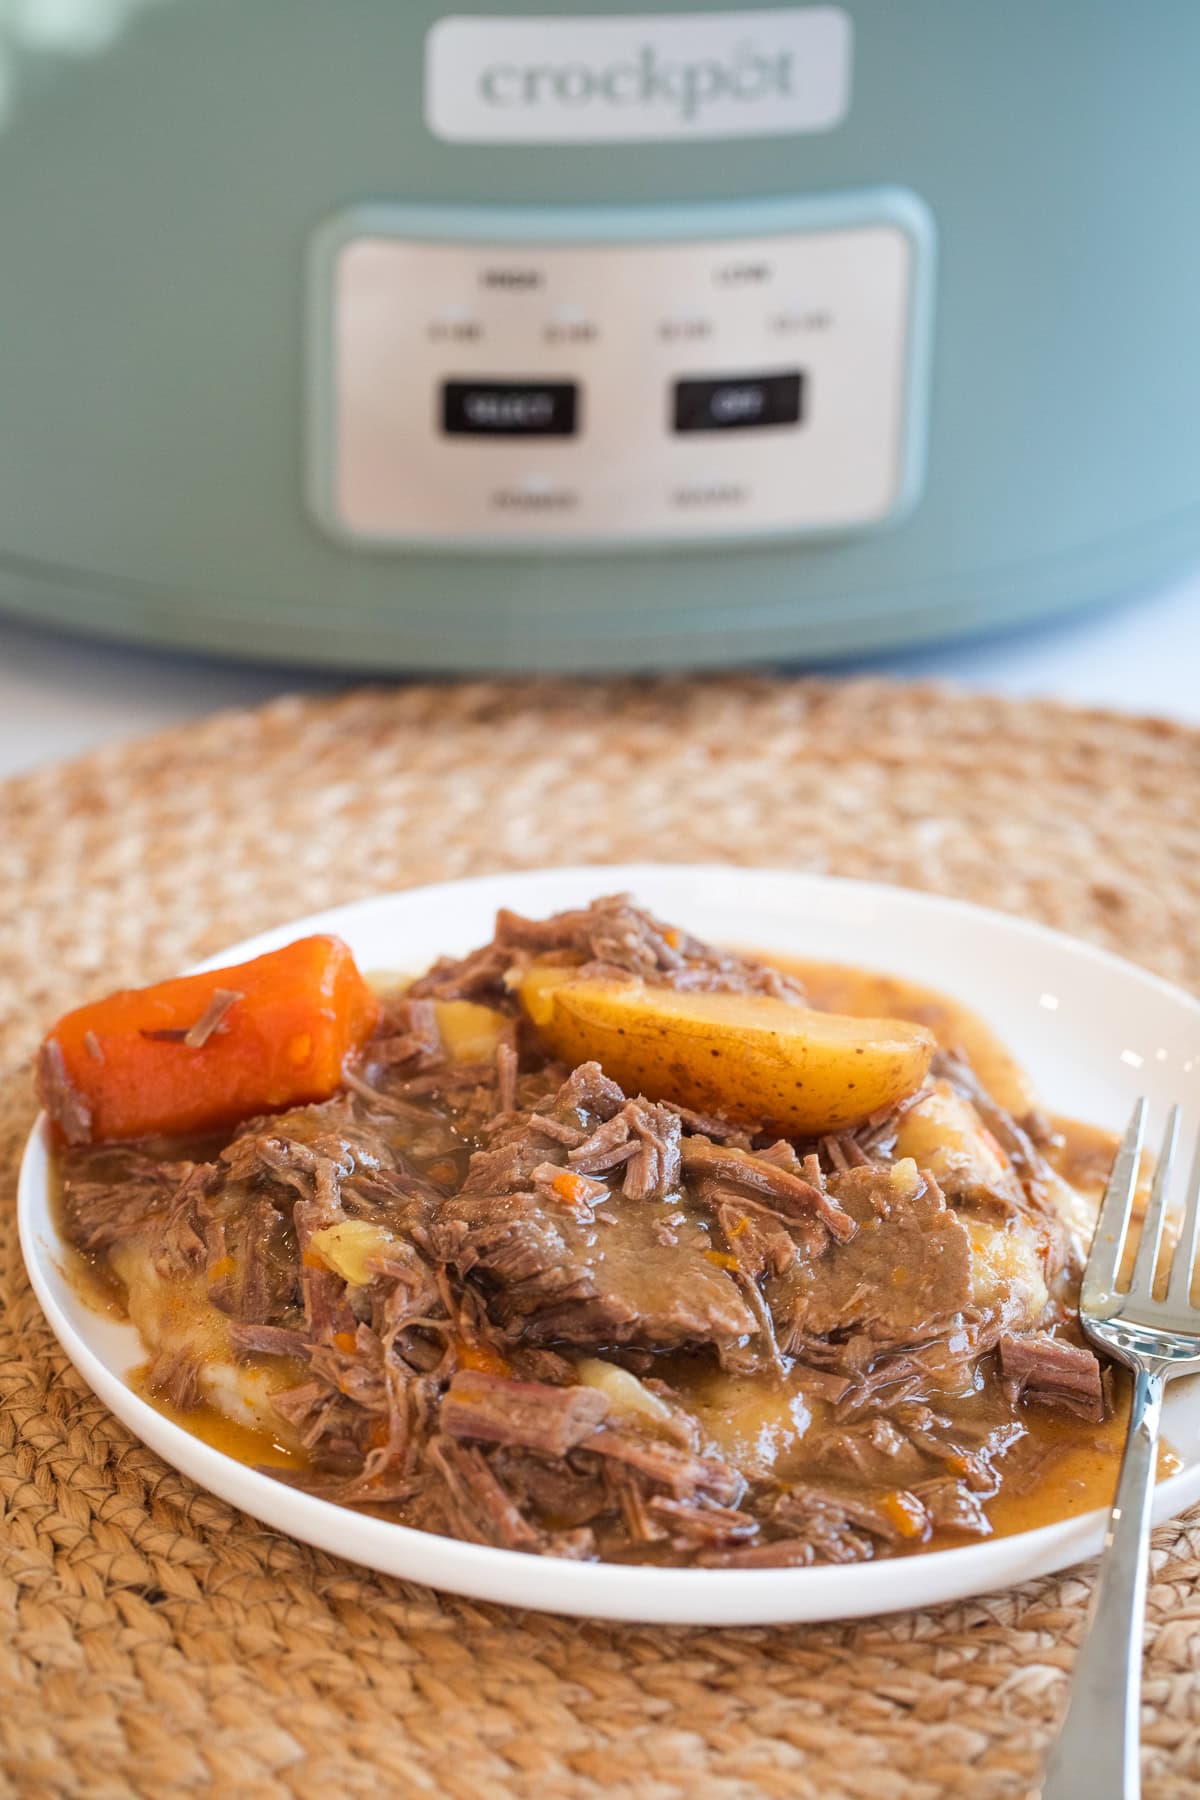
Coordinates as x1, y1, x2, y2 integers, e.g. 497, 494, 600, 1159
18, 865, 1200, 1626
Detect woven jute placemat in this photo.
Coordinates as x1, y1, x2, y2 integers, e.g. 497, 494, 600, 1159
2, 676, 1198, 1800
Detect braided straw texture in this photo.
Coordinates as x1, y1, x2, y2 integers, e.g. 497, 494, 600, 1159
1, 677, 1198, 1799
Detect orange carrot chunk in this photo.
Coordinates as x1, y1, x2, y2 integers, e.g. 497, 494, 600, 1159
454, 1338, 513, 1378
37, 934, 380, 1144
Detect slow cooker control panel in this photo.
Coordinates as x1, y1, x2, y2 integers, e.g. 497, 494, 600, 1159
309, 196, 933, 546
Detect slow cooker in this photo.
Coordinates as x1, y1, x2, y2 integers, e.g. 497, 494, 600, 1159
0, 1, 1197, 671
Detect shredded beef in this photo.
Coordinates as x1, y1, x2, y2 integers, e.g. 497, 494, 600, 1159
206, 1194, 292, 1323
434, 1181, 758, 1353
587, 1425, 744, 1506
229, 1322, 311, 1360
820, 1133, 872, 1173
440, 1369, 609, 1456
60, 1151, 200, 1253
408, 939, 517, 1005
496, 895, 809, 996
433, 1066, 759, 1355
661, 1101, 756, 1149
894, 1404, 1025, 1491
495, 1040, 519, 1115
913, 1477, 992, 1537
410, 894, 807, 1006
768, 1166, 974, 1355
564, 1113, 635, 1177
427, 1436, 542, 1550
37, 1037, 94, 1145
568, 1098, 682, 1199
183, 987, 243, 1049
681, 1137, 855, 1242
700, 1461, 947, 1564
934, 1050, 1075, 1274
713, 1198, 799, 1279
144, 1343, 203, 1410
699, 1537, 819, 1569
269, 1379, 327, 1428
776, 1478, 929, 1547
999, 1331, 1105, 1422
492, 1447, 609, 1527
812, 1418, 926, 1484
264, 1464, 425, 1505
49, 893, 1111, 1571
647, 1497, 759, 1546
540, 1060, 626, 1124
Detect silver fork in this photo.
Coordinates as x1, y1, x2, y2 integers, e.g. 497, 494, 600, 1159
1042, 1099, 1200, 1800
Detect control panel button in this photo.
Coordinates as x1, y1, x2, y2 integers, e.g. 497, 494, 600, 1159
322, 205, 928, 542
442, 380, 578, 437
672, 371, 804, 434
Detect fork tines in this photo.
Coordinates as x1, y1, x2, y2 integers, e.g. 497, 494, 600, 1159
1082, 1099, 1200, 1327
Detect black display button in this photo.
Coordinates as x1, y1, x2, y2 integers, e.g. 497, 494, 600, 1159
672, 370, 804, 434
442, 380, 578, 437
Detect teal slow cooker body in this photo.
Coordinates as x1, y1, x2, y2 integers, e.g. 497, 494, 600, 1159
0, 0, 1197, 670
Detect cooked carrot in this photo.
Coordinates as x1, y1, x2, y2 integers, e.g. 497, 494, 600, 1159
879, 1490, 929, 1540
37, 935, 380, 1144
550, 1170, 600, 1208
454, 1339, 512, 1378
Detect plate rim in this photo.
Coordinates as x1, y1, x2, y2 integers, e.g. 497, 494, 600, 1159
17, 862, 1200, 1626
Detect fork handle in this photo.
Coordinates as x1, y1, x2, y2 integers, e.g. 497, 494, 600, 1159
1041, 1365, 1164, 1800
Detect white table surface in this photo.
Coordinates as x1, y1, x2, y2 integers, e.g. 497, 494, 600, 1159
1, 567, 1197, 781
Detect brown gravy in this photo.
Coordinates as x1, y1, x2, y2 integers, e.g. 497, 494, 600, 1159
111, 1359, 1179, 1549
760, 957, 1183, 1531
54, 955, 1182, 1554
130, 1372, 305, 1471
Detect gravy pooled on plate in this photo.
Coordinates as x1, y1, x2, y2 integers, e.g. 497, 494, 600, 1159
43, 895, 1148, 1567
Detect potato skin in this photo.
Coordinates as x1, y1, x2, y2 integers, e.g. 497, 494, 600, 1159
779, 958, 1036, 1117
521, 976, 935, 1135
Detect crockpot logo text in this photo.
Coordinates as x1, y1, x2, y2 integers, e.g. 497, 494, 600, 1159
477, 42, 796, 125
426, 11, 852, 144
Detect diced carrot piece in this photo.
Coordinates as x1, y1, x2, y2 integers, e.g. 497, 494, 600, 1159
454, 1339, 512, 1378
979, 1126, 1008, 1163
551, 1170, 598, 1208
704, 1249, 740, 1271
880, 1490, 929, 1540
37, 934, 380, 1144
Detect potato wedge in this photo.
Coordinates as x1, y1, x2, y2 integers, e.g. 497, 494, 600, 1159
518, 963, 576, 1027
519, 973, 935, 1135
774, 957, 1037, 1117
